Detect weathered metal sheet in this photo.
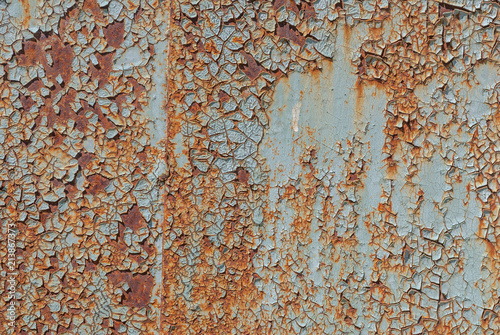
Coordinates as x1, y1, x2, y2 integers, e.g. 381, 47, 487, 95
0, 0, 169, 333
3, 0, 500, 334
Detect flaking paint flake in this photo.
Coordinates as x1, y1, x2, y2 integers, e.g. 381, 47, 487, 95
3, 0, 500, 334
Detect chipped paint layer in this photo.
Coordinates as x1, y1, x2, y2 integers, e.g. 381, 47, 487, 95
4, 0, 500, 334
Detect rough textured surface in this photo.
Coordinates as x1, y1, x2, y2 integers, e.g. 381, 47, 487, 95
0, 0, 168, 333
3, 0, 500, 334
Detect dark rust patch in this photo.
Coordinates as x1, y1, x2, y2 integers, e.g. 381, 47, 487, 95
276, 22, 306, 47
46, 89, 88, 131
85, 260, 98, 272
46, 37, 75, 87
86, 175, 111, 196
82, 0, 105, 22
438, 2, 471, 16
77, 151, 96, 169
300, 2, 317, 20
240, 51, 266, 80
89, 52, 115, 89
273, 0, 300, 14
17, 34, 75, 91
120, 205, 147, 232
237, 168, 250, 184
103, 21, 125, 49
107, 271, 154, 308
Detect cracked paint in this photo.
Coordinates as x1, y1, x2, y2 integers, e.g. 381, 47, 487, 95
3, 0, 500, 334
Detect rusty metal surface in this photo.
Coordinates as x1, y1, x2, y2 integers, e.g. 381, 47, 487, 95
1, 0, 169, 333
2, 0, 500, 334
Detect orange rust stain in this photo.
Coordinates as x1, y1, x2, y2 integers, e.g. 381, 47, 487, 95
354, 77, 364, 123
344, 23, 352, 44
88, 52, 115, 89
484, 239, 496, 258
65, 183, 79, 200
231, 35, 244, 44
19, 0, 31, 28
128, 77, 147, 109
492, 109, 500, 131
368, 24, 384, 40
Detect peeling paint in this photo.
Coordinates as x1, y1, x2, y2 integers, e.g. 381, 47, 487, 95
5, 0, 500, 334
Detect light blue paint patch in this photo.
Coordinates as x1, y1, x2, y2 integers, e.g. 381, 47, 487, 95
143, 39, 169, 147
258, 23, 391, 321
261, 24, 389, 191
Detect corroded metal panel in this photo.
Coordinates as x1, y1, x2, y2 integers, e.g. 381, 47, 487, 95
1, 0, 169, 333
3, 0, 500, 334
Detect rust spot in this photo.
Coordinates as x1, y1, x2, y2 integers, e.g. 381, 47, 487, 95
65, 183, 79, 200
344, 22, 352, 43
19, 94, 35, 114
120, 205, 147, 232
355, 78, 365, 121
89, 52, 115, 89
218, 90, 230, 103
103, 21, 125, 49
34, 89, 89, 132
349, 172, 358, 181
383, 154, 399, 179
85, 260, 98, 272
17, 40, 42, 68
39, 209, 53, 227
107, 271, 154, 308
192, 166, 201, 177
358, 51, 367, 75
128, 77, 147, 110
46, 41, 75, 89
276, 22, 306, 47
484, 239, 496, 258
86, 175, 111, 196
273, 0, 300, 14
17, 34, 75, 90
27, 79, 44, 92
83, 0, 105, 22
300, 2, 317, 20
95, 104, 116, 130
77, 152, 96, 169
240, 51, 265, 80
237, 168, 250, 184
137, 151, 148, 162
